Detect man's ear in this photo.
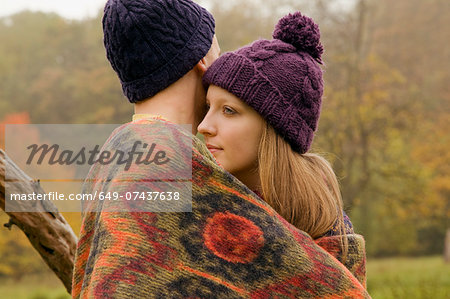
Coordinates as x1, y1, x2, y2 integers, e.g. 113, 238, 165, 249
196, 57, 208, 75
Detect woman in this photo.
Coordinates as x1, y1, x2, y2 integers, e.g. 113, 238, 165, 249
198, 11, 366, 285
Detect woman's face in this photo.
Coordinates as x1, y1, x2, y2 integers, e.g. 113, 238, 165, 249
198, 85, 265, 184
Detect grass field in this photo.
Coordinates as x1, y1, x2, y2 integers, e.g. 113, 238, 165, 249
0, 256, 448, 298
367, 256, 450, 298
0, 274, 69, 299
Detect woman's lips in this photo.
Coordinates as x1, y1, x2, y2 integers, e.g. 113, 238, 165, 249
209, 148, 221, 154
206, 143, 222, 153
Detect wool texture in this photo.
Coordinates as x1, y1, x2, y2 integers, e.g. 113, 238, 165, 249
203, 12, 323, 154
324, 211, 354, 237
103, 0, 215, 103
72, 118, 370, 298
316, 234, 367, 289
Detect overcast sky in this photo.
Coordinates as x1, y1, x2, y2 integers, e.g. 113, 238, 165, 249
0, 0, 108, 20
0, 0, 355, 20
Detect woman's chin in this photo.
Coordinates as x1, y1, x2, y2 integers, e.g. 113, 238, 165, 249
212, 153, 225, 168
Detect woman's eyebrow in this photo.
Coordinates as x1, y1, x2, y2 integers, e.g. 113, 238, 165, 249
206, 96, 225, 104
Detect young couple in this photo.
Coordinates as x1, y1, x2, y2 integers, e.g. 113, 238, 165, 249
73, 0, 368, 298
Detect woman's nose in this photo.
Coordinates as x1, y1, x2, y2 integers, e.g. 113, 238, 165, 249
197, 113, 216, 137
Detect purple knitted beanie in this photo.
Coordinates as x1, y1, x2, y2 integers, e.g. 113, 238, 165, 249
203, 12, 323, 154
103, 0, 215, 103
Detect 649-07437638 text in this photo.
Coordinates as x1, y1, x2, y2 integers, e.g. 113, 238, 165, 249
9, 191, 181, 201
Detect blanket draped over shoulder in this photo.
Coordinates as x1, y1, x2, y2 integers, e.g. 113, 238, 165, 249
315, 231, 366, 288
72, 118, 370, 298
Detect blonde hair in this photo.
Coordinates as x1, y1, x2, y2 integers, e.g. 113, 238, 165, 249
258, 124, 347, 243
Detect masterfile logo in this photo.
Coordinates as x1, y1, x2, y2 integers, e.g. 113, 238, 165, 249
4, 123, 192, 212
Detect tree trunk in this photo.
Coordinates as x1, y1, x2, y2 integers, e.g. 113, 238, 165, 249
445, 228, 450, 263
0, 149, 77, 293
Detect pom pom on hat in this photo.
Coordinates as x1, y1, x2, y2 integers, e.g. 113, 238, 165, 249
273, 12, 323, 64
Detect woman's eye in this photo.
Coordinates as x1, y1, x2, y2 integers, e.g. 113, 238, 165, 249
223, 106, 236, 115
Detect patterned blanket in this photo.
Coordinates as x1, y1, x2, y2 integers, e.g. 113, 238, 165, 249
72, 118, 369, 298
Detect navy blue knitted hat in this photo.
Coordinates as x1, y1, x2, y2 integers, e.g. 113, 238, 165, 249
103, 0, 215, 103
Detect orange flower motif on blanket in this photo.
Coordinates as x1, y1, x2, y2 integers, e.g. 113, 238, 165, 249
203, 212, 265, 264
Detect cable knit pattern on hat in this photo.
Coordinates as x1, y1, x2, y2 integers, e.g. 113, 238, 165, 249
103, 0, 215, 103
203, 12, 323, 153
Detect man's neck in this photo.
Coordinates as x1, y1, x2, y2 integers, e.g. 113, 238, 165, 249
134, 93, 195, 125
134, 69, 205, 134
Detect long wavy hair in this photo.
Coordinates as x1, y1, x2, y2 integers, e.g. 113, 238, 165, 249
258, 123, 347, 243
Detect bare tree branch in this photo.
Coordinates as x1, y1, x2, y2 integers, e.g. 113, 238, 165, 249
0, 149, 77, 293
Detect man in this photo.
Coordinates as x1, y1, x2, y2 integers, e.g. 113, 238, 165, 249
72, 0, 369, 298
